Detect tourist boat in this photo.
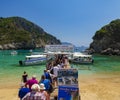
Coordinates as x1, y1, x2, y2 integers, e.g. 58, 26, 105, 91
19, 54, 47, 66
69, 52, 94, 64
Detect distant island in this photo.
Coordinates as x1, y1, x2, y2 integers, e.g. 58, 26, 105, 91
0, 17, 61, 50
89, 19, 120, 55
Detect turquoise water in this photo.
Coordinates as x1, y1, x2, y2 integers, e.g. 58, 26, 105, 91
72, 54, 120, 75
0, 50, 120, 84
0, 49, 45, 84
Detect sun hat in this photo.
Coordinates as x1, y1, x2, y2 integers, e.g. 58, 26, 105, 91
32, 75, 36, 78
47, 70, 50, 73
39, 83, 46, 90
31, 84, 40, 91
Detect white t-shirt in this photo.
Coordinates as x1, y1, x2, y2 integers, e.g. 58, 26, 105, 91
53, 66, 59, 77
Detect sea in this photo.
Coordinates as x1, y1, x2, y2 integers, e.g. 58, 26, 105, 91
0, 49, 120, 85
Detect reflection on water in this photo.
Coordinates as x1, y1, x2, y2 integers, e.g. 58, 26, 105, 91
71, 54, 120, 75
71, 63, 92, 70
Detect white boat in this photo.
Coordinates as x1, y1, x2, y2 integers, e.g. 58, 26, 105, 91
69, 52, 94, 64
11, 50, 18, 55
19, 54, 47, 66
45, 45, 94, 64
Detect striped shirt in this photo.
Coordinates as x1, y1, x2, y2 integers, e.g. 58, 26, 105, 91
22, 91, 46, 100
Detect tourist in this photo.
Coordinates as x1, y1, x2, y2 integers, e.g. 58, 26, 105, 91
18, 83, 30, 100
39, 75, 52, 99
63, 56, 70, 68
51, 64, 59, 87
39, 75, 51, 92
22, 83, 49, 100
38, 83, 49, 100
22, 71, 28, 83
25, 75, 38, 90
44, 69, 52, 83
22, 84, 40, 100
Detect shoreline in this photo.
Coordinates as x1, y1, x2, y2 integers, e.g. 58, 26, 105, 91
0, 72, 120, 100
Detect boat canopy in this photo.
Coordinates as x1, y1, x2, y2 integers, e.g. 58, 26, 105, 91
73, 52, 92, 57
45, 45, 74, 53
47, 51, 73, 55
26, 54, 46, 58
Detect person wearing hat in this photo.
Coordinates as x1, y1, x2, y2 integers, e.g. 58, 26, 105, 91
18, 83, 30, 100
39, 75, 52, 92
38, 83, 49, 100
39, 75, 53, 100
25, 75, 38, 90
22, 84, 40, 100
22, 84, 49, 100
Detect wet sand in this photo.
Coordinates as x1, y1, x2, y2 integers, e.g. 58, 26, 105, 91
0, 72, 120, 100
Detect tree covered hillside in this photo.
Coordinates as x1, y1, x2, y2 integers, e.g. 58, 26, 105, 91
89, 19, 120, 55
0, 17, 61, 49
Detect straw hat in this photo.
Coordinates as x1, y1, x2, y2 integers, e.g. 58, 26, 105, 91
31, 84, 40, 91
39, 83, 46, 90
32, 75, 36, 78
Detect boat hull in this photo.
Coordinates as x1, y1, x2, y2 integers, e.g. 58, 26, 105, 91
70, 60, 93, 64
69, 57, 94, 64
19, 58, 46, 66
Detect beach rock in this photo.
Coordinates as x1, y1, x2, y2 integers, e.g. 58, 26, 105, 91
101, 48, 120, 55
101, 48, 113, 55
0, 45, 3, 50
85, 48, 95, 54
3, 44, 16, 49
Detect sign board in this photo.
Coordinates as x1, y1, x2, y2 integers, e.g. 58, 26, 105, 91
57, 68, 78, 86
58, 85, 80, 100
45, 45, 74, 52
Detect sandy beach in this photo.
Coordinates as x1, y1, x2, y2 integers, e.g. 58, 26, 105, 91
0, 72, 120, 100
79, 72, 120, 100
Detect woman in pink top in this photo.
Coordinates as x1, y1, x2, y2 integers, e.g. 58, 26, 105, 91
25, 75, 38, 90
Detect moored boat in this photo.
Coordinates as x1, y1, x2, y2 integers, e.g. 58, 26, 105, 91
19, 54, 47, 66
69, 52, 94, 64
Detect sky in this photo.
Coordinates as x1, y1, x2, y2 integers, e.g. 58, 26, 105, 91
0, 0, 120, 47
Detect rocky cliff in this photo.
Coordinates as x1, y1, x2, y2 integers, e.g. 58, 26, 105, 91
89, 19, 120, 55
0, 17, 61, 50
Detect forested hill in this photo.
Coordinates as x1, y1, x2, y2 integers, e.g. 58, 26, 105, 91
0, 17, 61, 50
89, 19, 120, 55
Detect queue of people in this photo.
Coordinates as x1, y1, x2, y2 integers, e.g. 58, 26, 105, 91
22, 83, 48, 100
18, 54, 70, 100
18, 73, 50, 100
